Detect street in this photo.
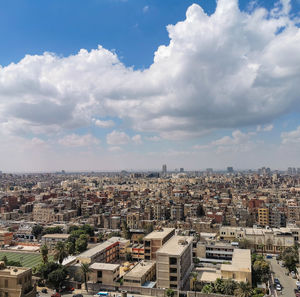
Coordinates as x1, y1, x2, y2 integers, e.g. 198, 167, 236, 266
268, 258, 297, 297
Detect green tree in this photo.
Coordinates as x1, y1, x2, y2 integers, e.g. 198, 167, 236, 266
214, 278, 225, 294
202, 284, 214, 294
238, 238, 252, 249
32, 225, 44, 239
98, 233, 104, 242
40, 244, 49, 264
1, 256, 8, 266
43, 226, 63, 235
223, 279, 237, 295
80, 263, 92, 292
165, 289, 174, 297
48, 267, 68, 290
35, 262, 60, 280
234, 282, 252, 297
53, 242, 68, 265
75, 234, 89, 253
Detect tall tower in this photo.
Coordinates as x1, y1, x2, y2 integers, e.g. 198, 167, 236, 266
162, 164, 167, 175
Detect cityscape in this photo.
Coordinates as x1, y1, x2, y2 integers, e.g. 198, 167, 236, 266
1, 0, 300, 297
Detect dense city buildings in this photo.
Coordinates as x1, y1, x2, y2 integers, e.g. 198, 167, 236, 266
1, 168, 300, 295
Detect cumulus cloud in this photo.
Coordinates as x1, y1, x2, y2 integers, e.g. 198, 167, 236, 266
106, 130, 130, 145
0, 0, 299, 142
257, 124, 274, 132
94, 119, 115, 128
58, 133, 100, 147
194, 130, 256, 153
281, 126, 300, 144
132, 134, 143, 144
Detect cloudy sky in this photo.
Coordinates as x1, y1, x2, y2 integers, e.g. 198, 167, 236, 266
0, 0, 300, 172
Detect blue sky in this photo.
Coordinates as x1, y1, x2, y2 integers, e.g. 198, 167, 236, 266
0, 0, 300, 171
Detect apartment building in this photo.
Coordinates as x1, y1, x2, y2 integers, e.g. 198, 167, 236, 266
77, 237, 127, 264
123, 261, 156, 287
41, 233, 70, 250
156, 236, 193, 290
257, 208, 269, 226
32, 203, 55, 223
196, 242, 235, 261
143, 228, 175, 260
89, 263, 120, 285
0, 262, 36, 297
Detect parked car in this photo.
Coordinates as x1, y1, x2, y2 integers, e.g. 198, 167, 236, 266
276, 284, 282, 291
296, 280, 300, 287
41, 289, 48, 294
51, 293, 61, 297
274, 278, 280, 285
266, 254, 273, 259
73, 294, 83, 297
291, 271, 297, 278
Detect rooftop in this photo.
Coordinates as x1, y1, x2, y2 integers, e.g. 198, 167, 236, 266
144, 228, 175, 240
42, 233, 70, 239
221, 249, 251, 272
156, 236, 193, 256
124, 261, 155, 279
90, 262, 120, 271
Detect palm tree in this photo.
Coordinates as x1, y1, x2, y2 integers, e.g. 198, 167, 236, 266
40, 244, 49, 264
223, 279, 236, 295
191, 272, 198, 291
234, 282, 252, 297
80, 263, 92, 292
214, 278, 225, 294
53, 241, 68, 265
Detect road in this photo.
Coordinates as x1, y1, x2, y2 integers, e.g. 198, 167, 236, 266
268, 258, 297, 297
38, 291, 151, 297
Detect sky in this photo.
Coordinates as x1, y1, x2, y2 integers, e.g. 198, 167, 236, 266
0, 0, 300, 172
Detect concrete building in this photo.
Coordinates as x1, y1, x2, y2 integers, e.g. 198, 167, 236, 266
89, 263, 120, 285
219, 226, 297, 253
123, 261, 156, 287
77, 237, 127, 264
258, 208, 269, 226
41, 233, 70, 250
143, 227, 175, 260
0, 261, 36, 297
156, 236, 193, 290
196, 242, 235, 261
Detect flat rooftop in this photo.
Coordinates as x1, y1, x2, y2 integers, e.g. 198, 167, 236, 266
42, 233, 70, 239
156, 236, 193, 256
144, 228, 175, 240
77, 237, 121, 259
124, 261, 155, 279
90, 262, 120, 271
221, 249, 251, 272
196, 267, 221, 282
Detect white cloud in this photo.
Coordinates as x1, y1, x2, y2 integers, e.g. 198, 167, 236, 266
146, 136, 161, 142
132, 134, 143, 144
281, 126, 300, 144
94, 119, 115, 128
256, 124, 274, 132
143, 5, 149, 13
194, 130, 256, 153
0, 0, 299, 142
58, 133, 100, 147
106, 130, 130, 145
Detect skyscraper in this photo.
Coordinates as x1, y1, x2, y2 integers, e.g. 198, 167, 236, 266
162, 164, 167, 174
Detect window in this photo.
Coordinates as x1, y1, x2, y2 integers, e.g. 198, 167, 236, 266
170, 276, 177, 281
4, 280, 8, 288
169, 267, 177, 273
169, 257, 177, 265
97, 271, 102, 278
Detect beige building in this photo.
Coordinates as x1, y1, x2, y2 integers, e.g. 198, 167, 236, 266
41, 233, 70, 250
89, 263, 120, 285
0, 231, 13, 247
221, 249, 252, 285
219, 226, 297, 253
195, 249, 252, 285
258, 208, 269, 226
144, 228, 175, 260
156, 236, 193, 290
123, 261, 156, 287
32, 203, 55, 223
0, 262, 36, 297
